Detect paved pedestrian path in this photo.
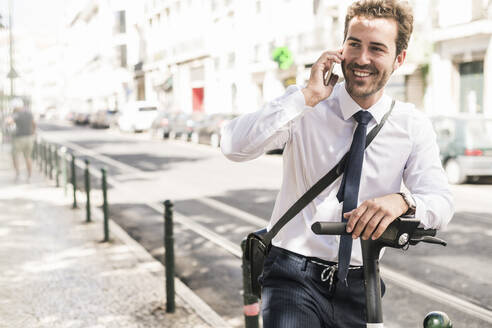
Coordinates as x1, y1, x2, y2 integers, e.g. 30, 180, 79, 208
0, 145, 228, 328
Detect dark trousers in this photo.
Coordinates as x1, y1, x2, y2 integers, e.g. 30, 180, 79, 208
260, 246, 385, 328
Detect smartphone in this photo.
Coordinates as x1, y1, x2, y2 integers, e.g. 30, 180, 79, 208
323, 63, 335, 86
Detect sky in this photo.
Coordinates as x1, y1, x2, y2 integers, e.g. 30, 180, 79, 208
0, 0, 77, 38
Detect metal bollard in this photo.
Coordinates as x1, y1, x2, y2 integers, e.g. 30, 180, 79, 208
164, 200, 175, 313
71, 153, 78, 209
63, 150, 69, 196
49, 145, 54, 180
84, 159, 91, 222
55, 147, 60, 187
241, 238, 260, 328
42, 143, 47, 175
46, 144, 51, 178
101, 168, 110, 242
39, 141, 44, 171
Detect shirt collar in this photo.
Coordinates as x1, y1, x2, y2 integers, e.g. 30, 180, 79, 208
338, 82, 392, 124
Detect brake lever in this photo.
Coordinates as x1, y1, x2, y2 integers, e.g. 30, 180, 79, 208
409, 236, 447, 246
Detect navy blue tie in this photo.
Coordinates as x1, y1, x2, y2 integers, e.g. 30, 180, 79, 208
336, 110, 373, 284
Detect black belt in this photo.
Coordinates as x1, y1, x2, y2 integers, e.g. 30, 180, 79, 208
271, 246, 364, 281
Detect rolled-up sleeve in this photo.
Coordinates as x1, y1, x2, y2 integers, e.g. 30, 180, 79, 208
221, 85, 309, 162
403, 116, 454, 230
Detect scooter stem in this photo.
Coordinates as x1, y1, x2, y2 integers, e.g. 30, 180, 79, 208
361, 239, 384, 325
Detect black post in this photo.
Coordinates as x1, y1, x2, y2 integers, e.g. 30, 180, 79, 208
44, 143, 48, 176
63, 150, 69, 196
55, 147, 60, 187
84, 159, 91, 222
48, 145, 53, 180
164, 200, 175, 313
37, 141, 42, 170
101, 168, 109, 242
241, 239, 260, 328
47, 144, 51, 178
38, 141, 43, 170
71, 153, 77, 209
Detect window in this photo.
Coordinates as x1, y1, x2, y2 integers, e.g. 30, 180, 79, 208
313, 0, 320, 15
212, 0, 219, 11
228, 52, 235, 68
459, 61, 483, 113
113, 11, 126, 34
137, 77, 145, 100
254, 44, 261, 62
138, 107, 157, 112
116, 45, 127, 67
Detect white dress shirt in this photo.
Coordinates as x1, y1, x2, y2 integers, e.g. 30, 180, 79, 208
221, 82, 454, 265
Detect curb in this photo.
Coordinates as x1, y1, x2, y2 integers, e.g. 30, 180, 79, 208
91, 206, 231, 328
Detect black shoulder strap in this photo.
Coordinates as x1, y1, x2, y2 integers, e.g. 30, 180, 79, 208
263, 99, 396, 245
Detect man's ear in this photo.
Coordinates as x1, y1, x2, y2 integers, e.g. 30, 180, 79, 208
393, 50, 406, 71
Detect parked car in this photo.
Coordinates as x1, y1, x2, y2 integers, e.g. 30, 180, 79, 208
74, 111, 90, 125
168, 113, 197, 141
150, 111, 172, 138
90, 109, 119, 129
431, 115, 492, 184
190, 113, 238, 147
118, 101, 159, 132
149, 112, 196, 140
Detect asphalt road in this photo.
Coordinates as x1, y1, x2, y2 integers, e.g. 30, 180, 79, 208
38, 121, 492, 327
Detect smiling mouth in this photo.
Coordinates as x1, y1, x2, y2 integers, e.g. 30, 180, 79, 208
353, 70, 372, 77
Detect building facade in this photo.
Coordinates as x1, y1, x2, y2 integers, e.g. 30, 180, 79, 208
60, 0, 143, 116
139, 0, 430, 117
16, 0, 492, 119
430, 0, 492, 116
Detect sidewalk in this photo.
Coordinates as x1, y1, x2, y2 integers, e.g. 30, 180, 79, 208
0, 145, 228, 328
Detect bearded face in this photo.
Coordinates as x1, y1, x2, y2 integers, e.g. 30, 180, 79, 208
341, 16, 405, 107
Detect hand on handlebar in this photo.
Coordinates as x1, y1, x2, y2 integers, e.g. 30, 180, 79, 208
344, 193, 409, 241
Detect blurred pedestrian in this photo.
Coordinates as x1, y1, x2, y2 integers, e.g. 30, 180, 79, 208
221, 0, 454, 327
6, 98, 36, 182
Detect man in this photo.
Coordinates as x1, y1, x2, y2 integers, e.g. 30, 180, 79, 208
7, 98, 36, 182
221, 0, 454, 327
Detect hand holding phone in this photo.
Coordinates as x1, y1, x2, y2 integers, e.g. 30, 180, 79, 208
302, 49, 343, 107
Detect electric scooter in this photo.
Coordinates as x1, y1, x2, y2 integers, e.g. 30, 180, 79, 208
311, 217, 453, 328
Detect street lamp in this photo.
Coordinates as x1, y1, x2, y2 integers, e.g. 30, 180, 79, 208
7, 0, 18, 98
0, 0, 19, 145
0, 12, 5, 145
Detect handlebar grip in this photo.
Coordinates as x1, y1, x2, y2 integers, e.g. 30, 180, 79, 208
311, 222, 349, 235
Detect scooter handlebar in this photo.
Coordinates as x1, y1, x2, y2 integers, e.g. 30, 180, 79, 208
311, 218, 446, 249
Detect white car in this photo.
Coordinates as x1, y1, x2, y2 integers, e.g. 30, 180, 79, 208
118, 101, 159, 132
